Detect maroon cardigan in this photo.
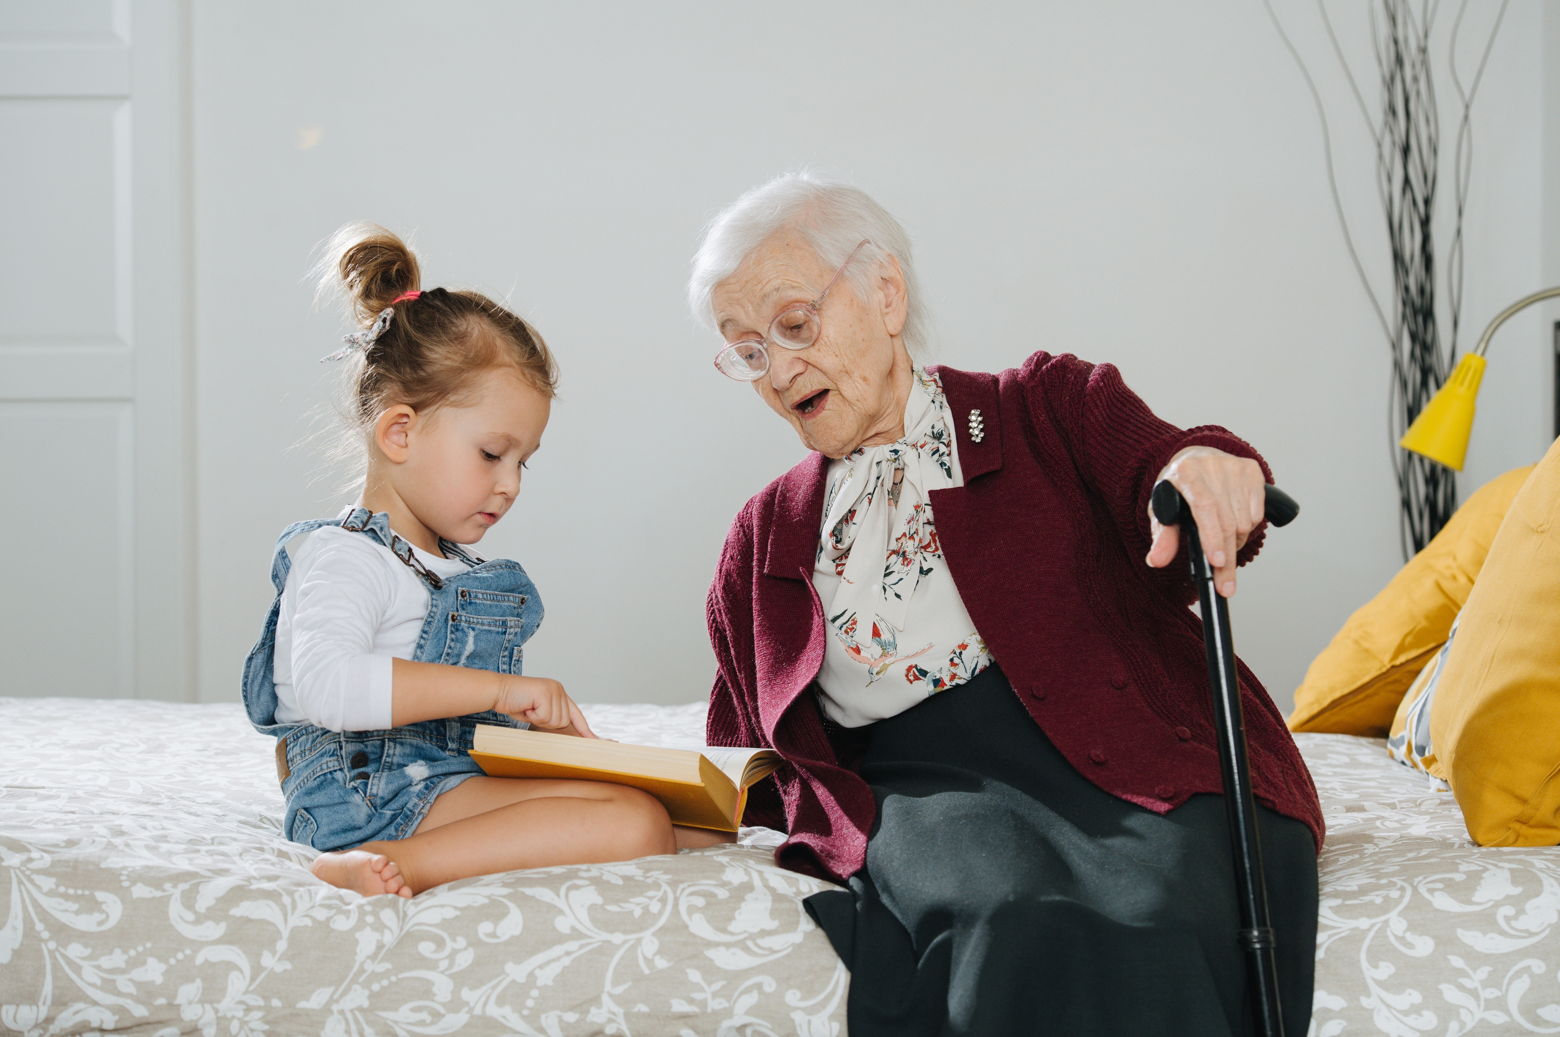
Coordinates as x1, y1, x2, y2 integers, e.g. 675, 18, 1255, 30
705, 351, 1324, 882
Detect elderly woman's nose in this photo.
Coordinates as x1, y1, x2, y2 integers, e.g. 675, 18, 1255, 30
766, 346, 807, 388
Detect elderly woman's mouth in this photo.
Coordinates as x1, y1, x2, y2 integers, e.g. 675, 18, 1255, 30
795, 390, 829, 416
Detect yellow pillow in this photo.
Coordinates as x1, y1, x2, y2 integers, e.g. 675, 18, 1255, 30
1410, 436, 1560, 846
1288, 465, 1534, 735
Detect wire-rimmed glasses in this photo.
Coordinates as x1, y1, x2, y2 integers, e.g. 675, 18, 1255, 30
712, 239, 873, 381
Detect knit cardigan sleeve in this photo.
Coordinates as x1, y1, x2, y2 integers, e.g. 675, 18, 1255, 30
1019, 352, 1273, 599
703, 497, 788, 831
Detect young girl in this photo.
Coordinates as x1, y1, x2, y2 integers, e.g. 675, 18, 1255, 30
242, 224, 704, 898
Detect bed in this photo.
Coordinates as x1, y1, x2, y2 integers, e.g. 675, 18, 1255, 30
3, 697, 1558, 1036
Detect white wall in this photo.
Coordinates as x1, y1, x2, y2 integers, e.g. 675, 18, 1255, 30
186, 2, 1550, 714
1549, 6, 1560, 300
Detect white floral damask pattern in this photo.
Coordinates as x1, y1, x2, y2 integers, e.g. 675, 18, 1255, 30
0, 699, 845, 1036
1305, 733, 1560, 1037
4, 702, 1559, 1036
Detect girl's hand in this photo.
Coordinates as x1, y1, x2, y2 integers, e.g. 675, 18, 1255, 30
1145, 446, 1265, 598
494, 676, 598, 738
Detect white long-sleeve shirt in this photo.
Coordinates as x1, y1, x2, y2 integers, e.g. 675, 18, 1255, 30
272, 525, 472, 731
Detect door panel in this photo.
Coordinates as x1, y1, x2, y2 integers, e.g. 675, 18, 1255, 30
0, 0, 190, 700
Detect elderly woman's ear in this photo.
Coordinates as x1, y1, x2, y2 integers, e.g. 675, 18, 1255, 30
876, 253, 910, 339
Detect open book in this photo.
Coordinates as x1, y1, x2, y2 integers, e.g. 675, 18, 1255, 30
469, 724, 782, 832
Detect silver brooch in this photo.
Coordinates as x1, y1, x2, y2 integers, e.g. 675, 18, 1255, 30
967, 409, 985, 444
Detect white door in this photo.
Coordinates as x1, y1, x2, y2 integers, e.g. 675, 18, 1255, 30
0, 0, 191, 700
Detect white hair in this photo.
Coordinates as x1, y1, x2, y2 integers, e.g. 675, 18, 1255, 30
687, 171, 930, 357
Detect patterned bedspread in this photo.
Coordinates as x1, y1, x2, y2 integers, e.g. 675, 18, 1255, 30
0, 699, 845, 1036
1301, 732, 1560, 1037
1, 700, 1557, 1036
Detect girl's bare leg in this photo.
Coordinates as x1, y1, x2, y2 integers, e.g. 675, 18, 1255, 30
674, 825, 737, 850
311, 776, 675, 896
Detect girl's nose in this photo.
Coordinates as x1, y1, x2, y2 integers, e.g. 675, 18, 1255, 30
497, 467, 520, 498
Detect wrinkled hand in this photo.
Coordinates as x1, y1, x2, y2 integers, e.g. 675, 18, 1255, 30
494, 676, 598, 738
1145, 446, 1265, 598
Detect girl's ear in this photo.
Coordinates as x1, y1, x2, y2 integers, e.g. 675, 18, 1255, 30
374, 404, 417, 463
877, 253, 908, 338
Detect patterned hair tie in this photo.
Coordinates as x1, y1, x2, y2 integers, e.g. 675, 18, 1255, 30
320, 306, 395, 363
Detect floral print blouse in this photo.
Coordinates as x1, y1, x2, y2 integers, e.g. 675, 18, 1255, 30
812, 368, 992, 726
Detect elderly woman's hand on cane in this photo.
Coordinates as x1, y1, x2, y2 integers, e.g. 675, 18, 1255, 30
1145, 445, 1268, 598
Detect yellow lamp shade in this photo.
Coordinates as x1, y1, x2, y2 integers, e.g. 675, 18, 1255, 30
1400, 354, 1487, 471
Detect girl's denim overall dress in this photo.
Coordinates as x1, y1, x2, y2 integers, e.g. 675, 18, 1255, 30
242, 508, 541, 851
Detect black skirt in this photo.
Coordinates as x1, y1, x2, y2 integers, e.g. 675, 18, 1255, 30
803, 663, 1317, 1037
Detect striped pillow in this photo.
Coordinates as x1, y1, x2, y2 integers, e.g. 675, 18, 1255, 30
1385, 614, 1461, 778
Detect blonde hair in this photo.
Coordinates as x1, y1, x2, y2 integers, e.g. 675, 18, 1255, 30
318, 223, 558, 433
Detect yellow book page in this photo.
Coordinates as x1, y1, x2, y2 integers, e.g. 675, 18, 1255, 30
699, 746, 782, 789
472, 726, 707, 781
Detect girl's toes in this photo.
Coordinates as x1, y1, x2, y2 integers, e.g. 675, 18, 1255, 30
373, 854, 412, 897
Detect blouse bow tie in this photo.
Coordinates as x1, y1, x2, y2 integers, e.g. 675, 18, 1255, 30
819, 377, 955, 640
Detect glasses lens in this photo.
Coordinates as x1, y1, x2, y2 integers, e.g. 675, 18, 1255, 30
715, 341, 766, 380
769, 306, 819, 350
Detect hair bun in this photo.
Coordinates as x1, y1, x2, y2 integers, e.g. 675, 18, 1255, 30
320, 222, 421, 326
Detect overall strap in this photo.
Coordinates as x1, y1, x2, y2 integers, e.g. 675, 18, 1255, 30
338, 508, 473, 589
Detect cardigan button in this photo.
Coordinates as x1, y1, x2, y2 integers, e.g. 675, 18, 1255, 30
1174, 726, 1192, 741
1088, 749, 1107, 765
1110, 674, 1128, 690
1155, 784, 1176, 799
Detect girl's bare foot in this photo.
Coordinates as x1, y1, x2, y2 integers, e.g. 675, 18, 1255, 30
310, 849, 412, 898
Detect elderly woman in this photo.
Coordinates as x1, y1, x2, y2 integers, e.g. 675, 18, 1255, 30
688, 173, 1321, 1036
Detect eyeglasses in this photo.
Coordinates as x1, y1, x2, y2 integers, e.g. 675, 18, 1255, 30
712, 239, 873, 382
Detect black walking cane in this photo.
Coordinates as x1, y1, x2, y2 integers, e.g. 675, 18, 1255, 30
1150, 479, 1300, 1037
